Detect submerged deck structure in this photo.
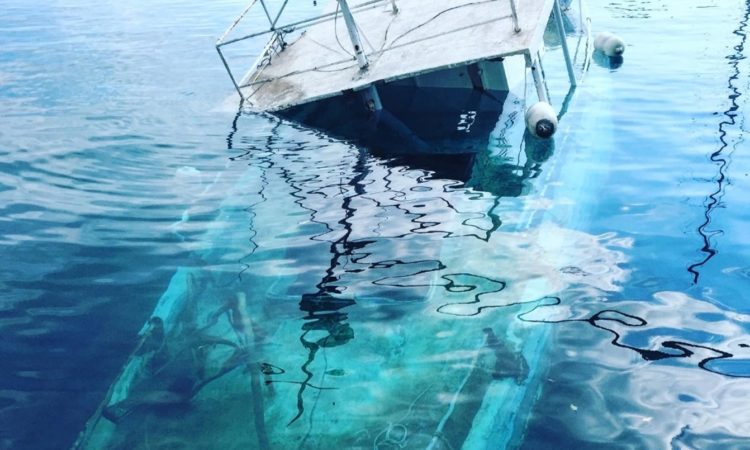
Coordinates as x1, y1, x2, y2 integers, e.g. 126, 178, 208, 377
72, 3, 594, 449
217, 0, 577, 112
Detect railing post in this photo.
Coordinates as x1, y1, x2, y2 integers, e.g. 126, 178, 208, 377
338, 0, 369, 70
391, 0, 399, 14
258, 0, 274, 28
509, 0, 521, 33
552, 0, 577, 86
271, 0, 290, 28
527, 52, 548, 103
216, 46, 245, 101
578, 0, 584, 28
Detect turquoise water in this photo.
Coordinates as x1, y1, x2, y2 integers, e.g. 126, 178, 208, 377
2, 1, 750, 449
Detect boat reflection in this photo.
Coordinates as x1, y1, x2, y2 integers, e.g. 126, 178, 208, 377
592, 51, 624, 70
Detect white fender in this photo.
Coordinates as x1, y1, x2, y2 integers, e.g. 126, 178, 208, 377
525, 102, 558, 139
594, 32, 626, 57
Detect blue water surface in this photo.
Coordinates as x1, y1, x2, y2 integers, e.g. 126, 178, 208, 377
1, 0, 750, 449
1, 1, 251, 448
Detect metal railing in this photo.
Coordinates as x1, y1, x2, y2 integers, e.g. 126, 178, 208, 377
216, 0, 522, 103
216, 0, 397, 102
509, 0, 520, 33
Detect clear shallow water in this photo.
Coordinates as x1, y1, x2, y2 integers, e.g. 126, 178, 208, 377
528, 1, 750, 447
1, 1, 254, 448
1, 1, 750, 449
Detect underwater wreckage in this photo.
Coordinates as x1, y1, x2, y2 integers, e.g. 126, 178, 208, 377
72, 1, 612, 449
72, 113, 633, 449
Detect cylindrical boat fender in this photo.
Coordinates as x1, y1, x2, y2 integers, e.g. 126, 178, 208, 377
594, 32, 625, 57
525, 102, 558, 139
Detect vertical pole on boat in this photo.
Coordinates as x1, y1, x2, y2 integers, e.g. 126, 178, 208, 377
362, 85, 382, 111
536, 50, 552, 102
338, 0, 369, 70
258, 0, 275, 27
271, 0, 290, 28
508, 0, 521, 33
527, 52, 548, 103
391, 0, 399, 14
216, 45, 245, 101
578, 0, 584, 29
552, 0, 577, 87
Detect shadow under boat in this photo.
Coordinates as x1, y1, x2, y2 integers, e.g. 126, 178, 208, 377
278, 60, 508, 154
277, 60, 555, 198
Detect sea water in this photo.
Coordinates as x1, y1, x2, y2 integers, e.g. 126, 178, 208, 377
1, 1, 749, 449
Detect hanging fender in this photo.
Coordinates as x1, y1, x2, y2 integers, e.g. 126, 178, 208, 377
594, 32, 626, 57
525, 102, 558, 139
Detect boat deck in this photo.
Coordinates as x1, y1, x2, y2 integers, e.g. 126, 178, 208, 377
236, 0, 555, 111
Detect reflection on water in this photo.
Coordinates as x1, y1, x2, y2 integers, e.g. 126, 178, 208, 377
4, 0, 750, 448
592, 51, 625, 70
517, 0, 750, 447
688, 0, 750, 284
74, 112, 632, 449
74, 1, 750, 445
88, 96, 749, 448
519, 290, 750, 378
522, 291, 750, 449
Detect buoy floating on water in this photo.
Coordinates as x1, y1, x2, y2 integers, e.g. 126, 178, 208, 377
525, 101, 558, 139
594, 32, 626, 57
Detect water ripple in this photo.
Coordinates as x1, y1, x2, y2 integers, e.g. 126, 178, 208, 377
688, 0, 750, 284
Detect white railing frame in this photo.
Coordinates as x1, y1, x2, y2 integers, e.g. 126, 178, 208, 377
216, 0, 393, 101
217, 0, 526, 101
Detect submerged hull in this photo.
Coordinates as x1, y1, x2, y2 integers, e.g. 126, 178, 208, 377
73, 93, 617, 450
73, 129, 549, 449
75, 3, 596, 449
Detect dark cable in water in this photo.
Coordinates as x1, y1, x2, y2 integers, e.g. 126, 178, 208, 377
687, 0, 750, 284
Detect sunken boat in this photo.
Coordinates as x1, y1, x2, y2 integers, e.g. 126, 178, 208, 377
72, 1, 601, 449
216, 0, 586, 149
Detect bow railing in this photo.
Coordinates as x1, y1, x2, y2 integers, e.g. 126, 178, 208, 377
216, 0, 397, 101
216, 0, 521, 103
